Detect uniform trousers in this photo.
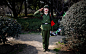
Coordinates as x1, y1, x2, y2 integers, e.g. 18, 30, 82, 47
42, 30, 50, 50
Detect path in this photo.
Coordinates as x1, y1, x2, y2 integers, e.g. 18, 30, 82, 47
8, 33, 65, 54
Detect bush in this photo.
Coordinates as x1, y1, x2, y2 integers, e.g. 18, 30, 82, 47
53, 19, 59, 30
17, 18, 42, 32
17, 17, 59, 32
0, 16, 21, 44
60, 0, 86, 54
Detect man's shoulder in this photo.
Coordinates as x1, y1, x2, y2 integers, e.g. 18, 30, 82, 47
41, 14, 51, 16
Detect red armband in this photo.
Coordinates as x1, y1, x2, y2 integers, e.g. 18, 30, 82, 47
51, 20, 55, 26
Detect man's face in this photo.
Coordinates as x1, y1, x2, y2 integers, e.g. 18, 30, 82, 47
44, 8, 49, 13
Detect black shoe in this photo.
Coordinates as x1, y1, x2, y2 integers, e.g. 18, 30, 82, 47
46, 49, 50, 51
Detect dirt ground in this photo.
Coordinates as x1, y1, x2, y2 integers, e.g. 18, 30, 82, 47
0, 33, 74, 54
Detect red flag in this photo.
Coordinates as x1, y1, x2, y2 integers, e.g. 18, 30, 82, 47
51, 20, 55, 26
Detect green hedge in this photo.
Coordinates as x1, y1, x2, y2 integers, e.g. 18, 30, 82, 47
17, 18, 41, 32
60, 1, 86, 54
0, 17, 21, 44
17, 17, 59, 32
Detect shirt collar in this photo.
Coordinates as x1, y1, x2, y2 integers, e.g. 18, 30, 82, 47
44, 13, 48, 16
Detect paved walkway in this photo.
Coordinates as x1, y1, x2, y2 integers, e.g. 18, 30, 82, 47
8, 33, 65, 54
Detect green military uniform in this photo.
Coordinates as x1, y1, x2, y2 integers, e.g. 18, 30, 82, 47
33, 5, 53, 51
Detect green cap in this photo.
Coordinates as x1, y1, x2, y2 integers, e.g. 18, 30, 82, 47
43, 5, 49, 8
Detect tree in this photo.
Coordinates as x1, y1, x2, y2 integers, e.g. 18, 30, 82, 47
0, 0, 4, 5
25, 0, 27, 17
0, 16, 21, 44
0, 0, 24, 18
40, 0, 81, 17
27, 0, 41, 10
27, 0, 81, 17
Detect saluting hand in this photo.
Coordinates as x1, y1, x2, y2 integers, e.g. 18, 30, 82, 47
39, 8, 43, 11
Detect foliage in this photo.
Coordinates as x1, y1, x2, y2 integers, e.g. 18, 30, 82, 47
17, 17, 59, 32
17, 18, 42, 32
54, 42, 63, 52
54, 48, 60, 52
53, 19, 59, 30
0, 16, 21, 44
60, 0, 86, 54
0, 0, 24, 17
58, 42, 64, 45
28, 0, 42, 10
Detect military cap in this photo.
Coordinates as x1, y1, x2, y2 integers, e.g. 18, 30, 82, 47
43, 5, 49, 8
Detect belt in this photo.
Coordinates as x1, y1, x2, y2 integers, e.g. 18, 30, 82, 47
42, 23, 51, 25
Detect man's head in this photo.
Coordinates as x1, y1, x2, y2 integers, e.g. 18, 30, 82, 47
43, 5, 49, 13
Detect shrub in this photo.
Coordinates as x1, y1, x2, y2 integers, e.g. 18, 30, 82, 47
0, 16, 21, 44
60, 0, 86, 54
17, 18, 42, 32
17, 17, 59, 32
53, 19, 59, 30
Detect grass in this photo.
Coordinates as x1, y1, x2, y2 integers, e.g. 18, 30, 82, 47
58, 41, 64, 45
61, 43, 64, 45
54, 47, 62, 52
54, 42, 64, 53
58, 42, 61, 44
54, 48, 59, 52
56, 43, 58, 45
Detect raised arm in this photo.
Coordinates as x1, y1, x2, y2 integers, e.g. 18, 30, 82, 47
33, 8, 43, 17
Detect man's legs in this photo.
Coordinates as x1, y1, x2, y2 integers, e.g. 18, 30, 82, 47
46, 30, 50, 50
42, 30, 50, 51
42, 30, 46, 50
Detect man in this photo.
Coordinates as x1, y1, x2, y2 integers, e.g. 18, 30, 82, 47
33, 5, 54, 52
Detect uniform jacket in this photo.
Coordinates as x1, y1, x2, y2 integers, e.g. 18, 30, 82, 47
33, 10, 53, 31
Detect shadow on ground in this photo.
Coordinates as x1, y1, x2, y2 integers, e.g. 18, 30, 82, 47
0, 44, 13, 54
0, 44, 38, 54
58, 51, 76, 54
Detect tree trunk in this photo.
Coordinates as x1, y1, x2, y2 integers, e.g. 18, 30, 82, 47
4, 0, 24, 18
51, 0, 53, 17
13, 11, 18, 18
44, 0, 46, 5
56, 0, 58, 16
12, 1, 18, 18
39, 0, 40, 8
25, 0, 27, 17
62, 0, 64, 12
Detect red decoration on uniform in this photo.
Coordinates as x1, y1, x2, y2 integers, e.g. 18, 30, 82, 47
51, 20, 55, 26
50, 14, 51, 16
41, 15, 43, 16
